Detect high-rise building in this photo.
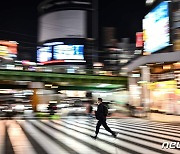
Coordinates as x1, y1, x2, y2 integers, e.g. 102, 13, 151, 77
102, 27, 116, 47
37, 0, 99, 73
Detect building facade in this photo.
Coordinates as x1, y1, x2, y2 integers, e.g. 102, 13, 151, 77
123, 0, 180, 115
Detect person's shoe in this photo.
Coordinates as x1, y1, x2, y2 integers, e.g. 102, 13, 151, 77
112, 132, 118, 138
90, 135, 97, 139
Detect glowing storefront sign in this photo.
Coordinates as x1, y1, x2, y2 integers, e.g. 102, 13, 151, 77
148, 80, 177, 90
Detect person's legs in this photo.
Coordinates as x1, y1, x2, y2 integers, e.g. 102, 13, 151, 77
91, 120, 101, 139
102, 120, 116, 136
95, 120, 102, 136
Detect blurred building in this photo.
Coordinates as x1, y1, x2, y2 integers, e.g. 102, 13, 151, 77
38, 0, 93, 42
100, 34, 136, 75
102, 27, 116, 47
172, 0, 180, 51
117, 38, 136, 66
37, 0, 98, 72
122, 0, 180, 115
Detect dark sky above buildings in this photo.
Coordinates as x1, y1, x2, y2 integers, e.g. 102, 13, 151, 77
0, 0, 146, 48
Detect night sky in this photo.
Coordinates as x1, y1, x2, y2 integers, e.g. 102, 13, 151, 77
0, 0, 146, 49
99, 0, 146, 43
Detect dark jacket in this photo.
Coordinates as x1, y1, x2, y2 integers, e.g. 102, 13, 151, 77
95, 103, 106, 120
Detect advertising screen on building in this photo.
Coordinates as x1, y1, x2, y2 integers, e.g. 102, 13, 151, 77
53, 45, 84, 60
38, 10, 86, 42
143, 1, 170, 53
37, 46, 52, 62
0, 41, 18, 58
136, 32, 143, 48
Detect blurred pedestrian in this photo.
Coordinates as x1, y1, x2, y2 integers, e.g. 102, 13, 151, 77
90, 98, 117, 139
125, 103, 136, 116
86, 103, 93, 117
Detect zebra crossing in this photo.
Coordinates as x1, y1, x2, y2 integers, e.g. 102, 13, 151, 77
0, 118, 180, 154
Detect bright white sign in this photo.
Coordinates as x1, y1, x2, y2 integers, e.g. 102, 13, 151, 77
143, 1, 170, 53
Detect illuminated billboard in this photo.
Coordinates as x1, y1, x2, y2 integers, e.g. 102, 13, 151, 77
38, 10, 86, 42
53, 45, 84, 60
143, 1, 170, 53
37, 46, 52, 62
136, 32, 143, 48
0, 41, 18, 58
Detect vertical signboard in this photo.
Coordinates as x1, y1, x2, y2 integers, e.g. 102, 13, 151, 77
136, 32, 143, 48
143, 1, 170, 53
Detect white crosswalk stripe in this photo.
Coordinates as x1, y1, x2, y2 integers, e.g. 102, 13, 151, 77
60, 120, 174, 153
47, 120, 129, 154
66, 119, 180, 154
109, 121, 180, 137
0, 118, 180, 154
29, 120, 85, 154
6, 120, 37, 154
17, 120, 70, 154
56, 120, 159, 154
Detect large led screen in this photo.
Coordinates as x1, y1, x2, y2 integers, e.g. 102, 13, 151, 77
38, 10, 86, 42
53, 45, 84, 60
37, 46, 52, 62
143, 1, 170, 53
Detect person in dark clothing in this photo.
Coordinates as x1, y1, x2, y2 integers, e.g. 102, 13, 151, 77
86, 104, 93, 117
91, 98, 117, 139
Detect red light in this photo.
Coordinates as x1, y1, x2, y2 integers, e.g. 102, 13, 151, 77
41, 60, 64, 64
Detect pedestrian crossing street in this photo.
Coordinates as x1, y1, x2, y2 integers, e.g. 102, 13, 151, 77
1, 118, 180, 154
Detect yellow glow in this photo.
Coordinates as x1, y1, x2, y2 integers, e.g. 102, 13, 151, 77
163, 65, 171, 70
51, 86, 58, 88
45, 84, 52, 87
174, 62, 180, 65
143, 52, 151, 55
49, 100, 57, 104
148, 80, 177, 90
